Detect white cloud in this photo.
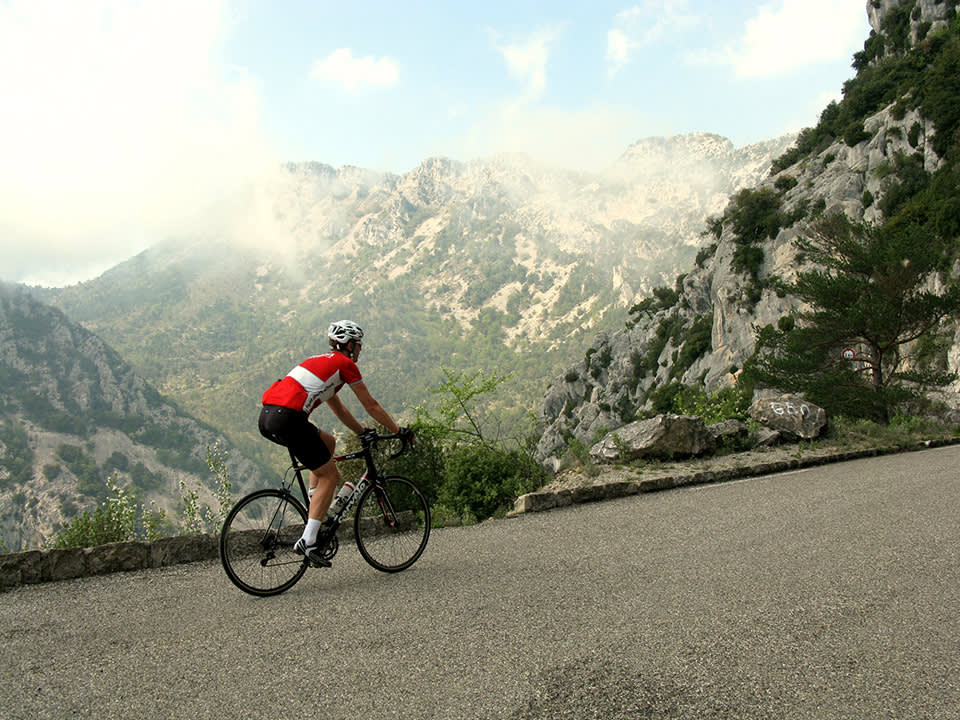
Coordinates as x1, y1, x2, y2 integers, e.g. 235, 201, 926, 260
310, 48, 399, 92
0, 0, 276, 285
606, 0, 701, 77
701, 0, 867, 77
606, 29, 631, 70
492, 27, 560, 102
445, 100, 652, 172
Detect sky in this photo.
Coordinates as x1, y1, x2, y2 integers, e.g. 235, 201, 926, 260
0, 0, 872, 286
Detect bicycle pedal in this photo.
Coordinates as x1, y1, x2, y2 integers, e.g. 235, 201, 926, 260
307, 552, 331, 568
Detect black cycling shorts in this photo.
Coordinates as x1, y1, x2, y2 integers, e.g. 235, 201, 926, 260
258, 405, 332, 470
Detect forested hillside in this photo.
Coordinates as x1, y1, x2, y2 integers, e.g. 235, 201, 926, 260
0, 283, 265, 550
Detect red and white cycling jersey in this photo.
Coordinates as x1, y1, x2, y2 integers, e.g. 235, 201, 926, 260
261, 352, 363, 414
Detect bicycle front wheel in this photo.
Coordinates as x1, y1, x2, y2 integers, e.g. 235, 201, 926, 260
220, 489, 309, 596
354, 475, 430, 572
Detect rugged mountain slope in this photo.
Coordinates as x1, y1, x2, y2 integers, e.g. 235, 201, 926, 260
0, 283, 265, 550
39, 133, 793, 465
537, 0, 960, 467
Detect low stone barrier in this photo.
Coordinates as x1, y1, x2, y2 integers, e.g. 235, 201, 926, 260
513, 440, 957, 516
0, 534, 218, 592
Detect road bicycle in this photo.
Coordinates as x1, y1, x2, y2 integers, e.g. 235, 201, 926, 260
219, 431, 430, 596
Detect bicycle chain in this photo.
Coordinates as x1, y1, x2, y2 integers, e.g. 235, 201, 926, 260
318, 534, 338, 563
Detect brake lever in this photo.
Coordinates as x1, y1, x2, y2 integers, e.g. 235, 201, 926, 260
387, 433, 412, 460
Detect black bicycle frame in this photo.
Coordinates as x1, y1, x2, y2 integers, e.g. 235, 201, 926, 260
284, 439, 388, 525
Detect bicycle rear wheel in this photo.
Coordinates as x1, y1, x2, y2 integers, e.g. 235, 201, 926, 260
220, 489, 308, 596
354, 475, 430, 572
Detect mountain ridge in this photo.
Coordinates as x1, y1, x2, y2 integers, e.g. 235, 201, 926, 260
35, 131, 794, 468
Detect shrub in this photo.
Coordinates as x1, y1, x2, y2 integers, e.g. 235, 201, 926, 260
908, 121, 923, 147
671, 385, 751, 424
695, 243, 718, 268
671, 313, 713, 379
647, 381, 683, 414
844, 122, 872, 147
439, 444, 546, 520
51, 474, 137, 549
410, 367, 548, 521
725, 188, 785, 280
728, 188, 783, 246
628, 286, 679, 324
774, 175, 798, 192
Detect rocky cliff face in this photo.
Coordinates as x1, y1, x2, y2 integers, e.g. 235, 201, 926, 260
0, 284, 264, 550
536, 0, 960, 468
867, 0, 955, 45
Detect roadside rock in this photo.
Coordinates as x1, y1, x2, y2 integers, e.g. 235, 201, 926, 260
590, 414, 714, 463
749, 394, 827, 440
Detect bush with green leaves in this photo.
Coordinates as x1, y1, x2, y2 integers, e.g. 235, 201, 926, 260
670, 384, 752, 424
404, 367, 548, 521
439, 444, 544, 521
51, 473, 141, 548
645, 382, 751, 425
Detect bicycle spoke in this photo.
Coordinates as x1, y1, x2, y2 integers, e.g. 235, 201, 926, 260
220, 490, 309, 596
354, 476, 430, 573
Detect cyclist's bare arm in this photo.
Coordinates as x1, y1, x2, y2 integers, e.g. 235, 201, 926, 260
349, 381, 401, 434
326, 394, 365, 435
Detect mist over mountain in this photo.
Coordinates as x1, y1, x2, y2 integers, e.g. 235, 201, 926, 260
32, 132, 793, 473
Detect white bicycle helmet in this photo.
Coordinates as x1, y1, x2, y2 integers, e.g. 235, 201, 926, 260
328, 320, 364, 345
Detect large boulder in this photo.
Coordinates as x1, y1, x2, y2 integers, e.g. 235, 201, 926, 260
749, 394, 826, 439
590, 414, 715, 463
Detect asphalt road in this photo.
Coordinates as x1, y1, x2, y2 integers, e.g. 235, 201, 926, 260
2, 446, 959, 720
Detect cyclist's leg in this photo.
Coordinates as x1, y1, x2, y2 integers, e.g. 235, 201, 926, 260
307, 429, 338, 517
286, 425, 336, 551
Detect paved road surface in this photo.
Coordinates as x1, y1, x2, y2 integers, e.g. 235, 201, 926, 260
2, 446, 959, 719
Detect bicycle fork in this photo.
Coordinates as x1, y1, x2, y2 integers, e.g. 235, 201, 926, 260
374, 486, 399, 528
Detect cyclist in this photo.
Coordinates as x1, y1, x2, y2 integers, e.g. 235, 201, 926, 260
258, 320, 408, 566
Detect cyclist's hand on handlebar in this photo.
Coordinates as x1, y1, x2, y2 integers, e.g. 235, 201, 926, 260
398, 426, 415, 445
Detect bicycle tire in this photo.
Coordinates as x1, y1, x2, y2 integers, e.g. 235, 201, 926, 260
354, 475, 430, 573
220, 489, 309, 596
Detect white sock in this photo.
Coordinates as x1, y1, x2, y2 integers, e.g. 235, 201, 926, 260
301, 518, 323, 546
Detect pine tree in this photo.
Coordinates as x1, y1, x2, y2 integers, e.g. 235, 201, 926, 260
753, 213, 960, 423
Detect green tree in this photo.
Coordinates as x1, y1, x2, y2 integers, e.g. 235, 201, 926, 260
414, 367, 510, 447
753, 214, 960, 422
